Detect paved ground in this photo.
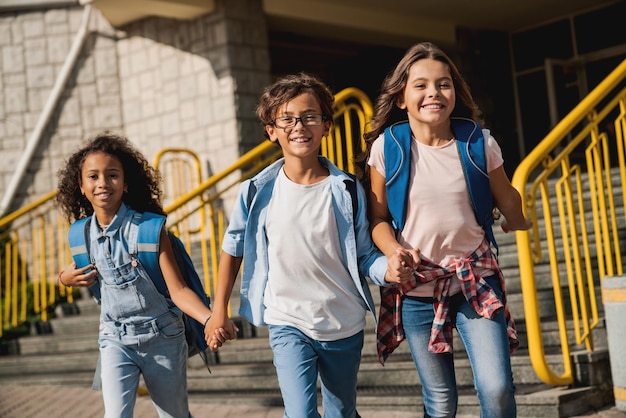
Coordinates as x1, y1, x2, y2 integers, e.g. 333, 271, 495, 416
1, 383, 624, 418
0, 384, 421, 418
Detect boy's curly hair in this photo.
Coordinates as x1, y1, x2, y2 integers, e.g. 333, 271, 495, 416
256, 72, 334, 140
56, 131, 165, 223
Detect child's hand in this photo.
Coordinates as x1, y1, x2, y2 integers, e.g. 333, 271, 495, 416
58, 262, 98, 288
205, 315, 239, 351
385, 247, 419, 284
501, 218, 532, 233
223, 319, 239, 341
209, 328, 228, 351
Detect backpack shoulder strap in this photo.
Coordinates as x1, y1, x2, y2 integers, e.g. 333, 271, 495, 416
134, 212, 168, 296
68, 217, 91, 267
383, 121, 412, 232
68, 216, 101, 300
246, 179, 257, 208
452, 117, 498, 251
342, 172, 358, 226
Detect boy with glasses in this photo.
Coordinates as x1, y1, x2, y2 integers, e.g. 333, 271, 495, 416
206, 72, 413, 417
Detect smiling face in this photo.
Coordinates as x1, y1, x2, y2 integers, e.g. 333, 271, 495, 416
398, 58, 456, 129
79, 151, 126, 219
265, 91, 331, 161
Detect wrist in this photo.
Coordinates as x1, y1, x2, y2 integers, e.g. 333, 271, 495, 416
203, 315, 212, 328
58, 271, 68, 287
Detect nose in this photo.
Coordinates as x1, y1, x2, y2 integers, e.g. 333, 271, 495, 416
96, 176, 108, 187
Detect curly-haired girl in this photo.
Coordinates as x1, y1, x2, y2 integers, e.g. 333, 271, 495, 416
56, 132, 233, 418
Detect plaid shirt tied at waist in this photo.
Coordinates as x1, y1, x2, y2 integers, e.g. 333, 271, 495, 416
376, 239, 519, 365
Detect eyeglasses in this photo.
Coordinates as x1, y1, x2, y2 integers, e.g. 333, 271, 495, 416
272, 114, 326, 130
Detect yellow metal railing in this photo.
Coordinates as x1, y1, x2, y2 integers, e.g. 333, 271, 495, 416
512, 59, 626, 386
0, 87, 372, 337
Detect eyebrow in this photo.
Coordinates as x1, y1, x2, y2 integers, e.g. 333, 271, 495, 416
277, 109, 320, 115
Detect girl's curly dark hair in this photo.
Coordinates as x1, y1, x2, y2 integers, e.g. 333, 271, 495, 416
56, 131, 165, 223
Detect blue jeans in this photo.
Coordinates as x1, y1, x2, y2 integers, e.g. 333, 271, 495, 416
402, 276, 516, 418
99, 311, 191, 418
269, 325, 364, 418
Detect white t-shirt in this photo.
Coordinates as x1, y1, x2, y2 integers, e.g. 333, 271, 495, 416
368, 131, 504, 297
263, 168, 367, 340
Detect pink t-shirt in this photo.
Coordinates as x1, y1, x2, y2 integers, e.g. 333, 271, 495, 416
368, 129, 504, 297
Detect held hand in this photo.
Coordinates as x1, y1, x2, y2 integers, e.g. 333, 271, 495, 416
58, 262, 98, 288
406, 248, 421, 267
209, 328, 228, 350
385, 247, 419, 284
223, 318, 239, 341
205, 314, 239, 352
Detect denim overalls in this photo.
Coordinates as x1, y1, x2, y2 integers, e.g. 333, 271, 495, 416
88, 203, 191, 418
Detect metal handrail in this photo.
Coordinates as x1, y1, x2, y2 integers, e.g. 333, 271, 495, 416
512, 58, 626, 386
0, 87, 373, 337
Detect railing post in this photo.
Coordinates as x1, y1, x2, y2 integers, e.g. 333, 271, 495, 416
602, 275, 626, 412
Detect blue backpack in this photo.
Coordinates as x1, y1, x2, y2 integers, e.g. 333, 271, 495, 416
68, 212, 212, 369
383, 117, 498, 251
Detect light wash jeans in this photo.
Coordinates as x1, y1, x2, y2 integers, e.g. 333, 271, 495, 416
96, 257, 191, 418
402, 276, 516, 418
99, 311, 190, 418
269, 325, 364, 418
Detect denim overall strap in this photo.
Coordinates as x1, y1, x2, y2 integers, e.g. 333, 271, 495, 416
128, 213, 141, 262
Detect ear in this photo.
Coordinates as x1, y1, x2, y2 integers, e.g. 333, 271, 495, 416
396, 96, 407, 110
265, 125, 278, 143
322, 119, 331, 137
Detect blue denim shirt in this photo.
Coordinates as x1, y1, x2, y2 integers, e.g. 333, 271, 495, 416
221, 156, 388, 327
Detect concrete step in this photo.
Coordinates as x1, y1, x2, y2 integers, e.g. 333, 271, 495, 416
186, 371, 612, 418
0, 351, 99, 376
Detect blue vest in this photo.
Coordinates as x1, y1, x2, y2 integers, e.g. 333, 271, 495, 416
383, 117, 498, 251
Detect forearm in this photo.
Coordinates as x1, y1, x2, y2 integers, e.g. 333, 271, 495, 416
497, 191, 530, 230
490, 166, 531, 231
371, 218, 403, 257
170, 288, 212, 325
211, 251, 241, 317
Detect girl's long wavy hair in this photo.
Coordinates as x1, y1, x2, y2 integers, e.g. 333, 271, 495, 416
56, 132, 165, 223
358, 42, 483, 183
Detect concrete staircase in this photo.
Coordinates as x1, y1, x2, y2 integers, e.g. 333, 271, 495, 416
0, 227, 617, 418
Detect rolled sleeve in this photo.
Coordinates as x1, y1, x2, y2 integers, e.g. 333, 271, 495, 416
221, 181, 251, 257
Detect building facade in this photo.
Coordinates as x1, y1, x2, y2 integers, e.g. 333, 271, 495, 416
0, 0, 623, 215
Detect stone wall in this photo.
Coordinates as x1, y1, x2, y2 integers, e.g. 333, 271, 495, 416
0, 6, 122, 212
0, 0, 271, 215
116, 0, 270, 181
